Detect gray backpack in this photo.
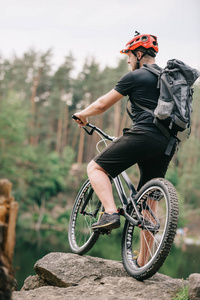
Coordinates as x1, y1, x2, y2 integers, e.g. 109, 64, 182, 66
134, 59, 200, 154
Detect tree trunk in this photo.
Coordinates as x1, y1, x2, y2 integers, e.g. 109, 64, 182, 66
72, 127, 80, 151
29, 67, 43, 146
55, 102, 63, 154
0, 179, 19, 299
47, 112, 55, 151
62, 106, 69, 150
35, 198, 46, 231
34, 122, 40, 147
114, 101, 121, 137
77, 129, 85, 163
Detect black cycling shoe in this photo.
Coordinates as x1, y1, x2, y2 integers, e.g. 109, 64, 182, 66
92, 212, 120, 230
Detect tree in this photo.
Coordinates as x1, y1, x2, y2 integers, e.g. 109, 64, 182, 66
175, 83, 200, 207
51, 54, 75, 154
0, 47, 199, 219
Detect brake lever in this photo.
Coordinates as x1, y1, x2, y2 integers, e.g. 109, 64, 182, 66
72, 115, 95, 135
82, 127, 95, 135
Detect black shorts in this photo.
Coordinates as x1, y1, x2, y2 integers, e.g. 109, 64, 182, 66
94, 128, 175, 190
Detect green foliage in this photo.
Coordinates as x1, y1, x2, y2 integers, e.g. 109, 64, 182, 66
0, 49, 200, 227
176, 136, 200, 207
88, 228, 122, 261
13, 146, 75, 207
172, 285, 189, 300
0, 91, 28, 180
0, 89, 75, 209
166, 161, 179, 187
57, 211, 70, 225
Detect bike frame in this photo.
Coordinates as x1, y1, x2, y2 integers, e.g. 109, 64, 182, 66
113, 172, 142, 226
81, 122, 144, 228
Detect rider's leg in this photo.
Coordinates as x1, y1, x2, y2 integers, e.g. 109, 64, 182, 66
87, 160, 117, 214
137, 199, 158, 267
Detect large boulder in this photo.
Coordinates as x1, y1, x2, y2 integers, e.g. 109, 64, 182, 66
188, 273, 200, 300
13, 252, 188, 300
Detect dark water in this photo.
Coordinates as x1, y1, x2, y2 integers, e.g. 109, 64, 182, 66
14, 227, 200, 290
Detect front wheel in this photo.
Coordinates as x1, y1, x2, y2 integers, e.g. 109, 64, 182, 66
68, 179, 103, 255
121, 178, 179, 280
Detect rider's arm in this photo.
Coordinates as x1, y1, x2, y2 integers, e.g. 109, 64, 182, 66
74, 89, 124, 126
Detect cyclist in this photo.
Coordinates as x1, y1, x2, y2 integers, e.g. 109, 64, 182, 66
73, 32, 176, 266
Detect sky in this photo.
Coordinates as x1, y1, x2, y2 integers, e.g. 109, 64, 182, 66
1, 0, 200, 75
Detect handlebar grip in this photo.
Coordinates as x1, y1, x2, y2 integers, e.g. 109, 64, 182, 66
72, 115, 81, 121
72, 114, 85, 126
72, 115, 93, 134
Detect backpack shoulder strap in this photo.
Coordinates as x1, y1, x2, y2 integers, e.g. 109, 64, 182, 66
142, 64, 163, 89
142, 64, 162, 76
134, 101, 154, 117
127, 99, 175, 154
126, 64, 162, 119
133, 102, 171, 139
126, 99, 155, 120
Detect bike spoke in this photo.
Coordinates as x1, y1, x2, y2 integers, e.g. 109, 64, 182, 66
68, 179, 102, 254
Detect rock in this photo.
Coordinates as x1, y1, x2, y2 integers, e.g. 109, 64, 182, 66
34, 252, 128, 287
12, 252, 188, 300
188, 273, 200, 300
21, 275, 50, 290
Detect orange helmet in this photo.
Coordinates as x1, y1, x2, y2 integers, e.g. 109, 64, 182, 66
120, 32, 158, 55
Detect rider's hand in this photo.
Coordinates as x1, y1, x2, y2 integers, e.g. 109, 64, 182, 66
73, 113, 88, 127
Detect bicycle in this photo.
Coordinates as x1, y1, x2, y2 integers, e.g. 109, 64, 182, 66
68, 118, 179, 281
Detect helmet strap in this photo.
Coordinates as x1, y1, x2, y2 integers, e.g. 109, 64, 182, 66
132, 51, 140, 69
136, 59, 140, 69
132, 50, 147, 69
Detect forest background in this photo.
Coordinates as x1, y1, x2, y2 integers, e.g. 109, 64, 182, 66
1, 49, 200, 233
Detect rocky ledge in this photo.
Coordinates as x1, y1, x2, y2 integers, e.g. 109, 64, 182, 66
12, 252, 200, 300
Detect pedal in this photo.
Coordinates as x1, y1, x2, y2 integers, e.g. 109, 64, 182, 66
93, 228, 112, 235
117, 207, 124, 215
102, 229, 111, 235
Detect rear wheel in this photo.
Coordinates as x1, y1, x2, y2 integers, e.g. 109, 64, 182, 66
68, 179, 102, 254
121, 178, 179, 280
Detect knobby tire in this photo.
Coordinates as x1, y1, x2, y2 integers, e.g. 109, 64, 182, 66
121, 178, 179, 280
68, 179, 102, 255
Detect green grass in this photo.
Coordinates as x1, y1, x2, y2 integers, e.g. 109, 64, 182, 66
172, 285, 189, 300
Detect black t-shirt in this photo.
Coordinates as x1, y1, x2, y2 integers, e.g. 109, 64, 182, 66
114, 64, 162, 134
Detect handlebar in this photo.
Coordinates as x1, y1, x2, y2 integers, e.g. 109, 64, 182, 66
72, 115, 115, 141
